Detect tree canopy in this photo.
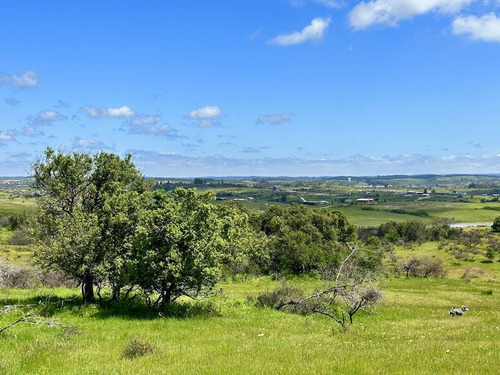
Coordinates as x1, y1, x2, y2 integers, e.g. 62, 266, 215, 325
31, 148, 150, 303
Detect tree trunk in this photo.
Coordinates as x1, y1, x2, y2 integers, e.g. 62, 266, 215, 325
112, 285, 121, 301
82, 271, 96, 304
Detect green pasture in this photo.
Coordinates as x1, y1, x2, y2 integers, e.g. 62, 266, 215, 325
0, 195, 35, 216
334, 200, 500, 226
0, 277, 499, 374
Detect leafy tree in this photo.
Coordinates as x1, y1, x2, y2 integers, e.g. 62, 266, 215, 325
492, 217, 500, 232
30, 148, 150, 303
256, 204, 356, 273
130, 188, 247, 309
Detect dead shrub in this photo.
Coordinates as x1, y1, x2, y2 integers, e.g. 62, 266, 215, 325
122, 337, 155, 359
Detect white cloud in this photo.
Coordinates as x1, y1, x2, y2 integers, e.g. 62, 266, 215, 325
72, 138, 111, 151
349, 0, 474, 29
187, 106, 221, 127
129, 150, 500, 177
0, 126, 43, 145
0, 70, 38, 88
0, 152, 32, 173
0, 132, 14, 142
82, 105, 136, 119
129, 122, 180, 138
28, 110, 67, 125
452, 12, 500, 42
188, 106, 221, 119
270, 17, 331, 46
129, 115, 161, 127
256, 113, 294, 124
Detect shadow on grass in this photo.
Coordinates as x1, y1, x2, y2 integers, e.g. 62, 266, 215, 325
1, 293, 221, 321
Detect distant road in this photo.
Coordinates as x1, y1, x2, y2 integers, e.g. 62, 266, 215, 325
450, 222, 493, 228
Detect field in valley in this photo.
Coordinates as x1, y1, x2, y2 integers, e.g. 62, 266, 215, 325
1, 176, 500, 374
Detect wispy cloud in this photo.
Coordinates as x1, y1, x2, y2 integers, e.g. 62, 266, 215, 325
0, 127, 43, 145
28, 110, 67, 125
290, 0, 343, 8
5, 98, 20, 107
130, 123, 181, 138
187, 106, 221, 127
242, 147, 261, 154
270, 17, 331, 46
349, 0, 474, 29
129, 115, 161, 127
0, 152, 32, 173
53, 100, 70, 109
247, 29, 263, 40
452, 12, 500, 42
0, 70, 38, 88
72, 138, 111, 151
256, 113, 293, 124
82, 105, 136, 119
128, 150, 500, 177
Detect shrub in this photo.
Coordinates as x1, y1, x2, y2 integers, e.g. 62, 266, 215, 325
0, 260, 75, 289
397, 256, 445, 278
8, 229, 30, 246
122, 337, 155, 359
256, 285, 304, 310
492, 217, 500, 232
0, 261, 33, 288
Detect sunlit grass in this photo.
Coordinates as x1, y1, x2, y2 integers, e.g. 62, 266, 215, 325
0, 277, 499, 374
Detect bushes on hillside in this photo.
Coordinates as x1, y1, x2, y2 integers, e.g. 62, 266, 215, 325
397, 257, 446, 278
252, 204, 356, 274
358, 219, 461, 245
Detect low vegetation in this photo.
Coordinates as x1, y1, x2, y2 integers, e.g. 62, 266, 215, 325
0, 152, 500, 373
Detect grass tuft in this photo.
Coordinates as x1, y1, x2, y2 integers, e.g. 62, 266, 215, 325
121, 337, 155, 359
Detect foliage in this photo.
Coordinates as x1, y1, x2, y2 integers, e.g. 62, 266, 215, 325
492, 216, 500, 232
361, 220, 462, 245
254, 204, 356, 274
130, 188, 248, 308
397, 256, 446, 278
30, 148, 151, 303
256, 284, 304, 310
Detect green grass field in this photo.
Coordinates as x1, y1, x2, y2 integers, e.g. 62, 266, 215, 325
333, 200, 500, 226
0, 195, 35, 216
1, 188, 500, 374
0, 276, 499, 374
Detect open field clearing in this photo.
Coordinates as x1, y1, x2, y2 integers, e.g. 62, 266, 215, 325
0, 277, 499, 375
334, 201, 500, 227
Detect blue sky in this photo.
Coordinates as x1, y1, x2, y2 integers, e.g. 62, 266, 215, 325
1, 0, 500, 177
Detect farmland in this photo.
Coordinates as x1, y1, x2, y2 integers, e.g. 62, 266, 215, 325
1, 175, 500, 374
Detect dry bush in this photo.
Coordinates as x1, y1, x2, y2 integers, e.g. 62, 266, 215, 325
0, 260, 76, 289
122, 337, 155, 359
256, 284, 304, 310
8, 229, 31, 246
0, 260, 33, 288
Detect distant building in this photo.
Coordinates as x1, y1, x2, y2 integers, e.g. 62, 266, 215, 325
356, 198, 375, 204
300, 197, 329, 206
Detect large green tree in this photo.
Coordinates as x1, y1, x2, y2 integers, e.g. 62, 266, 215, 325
256, 204, 356, 273
130, 188, 247, 308
30, 148, 150, 303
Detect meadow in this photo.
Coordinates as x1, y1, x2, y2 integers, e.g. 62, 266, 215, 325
0, 277, 499, 374
1, 178, 500, 374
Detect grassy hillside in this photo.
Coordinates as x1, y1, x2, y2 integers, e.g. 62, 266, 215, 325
0, 276, 499, 374
1, 185, 500, 374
